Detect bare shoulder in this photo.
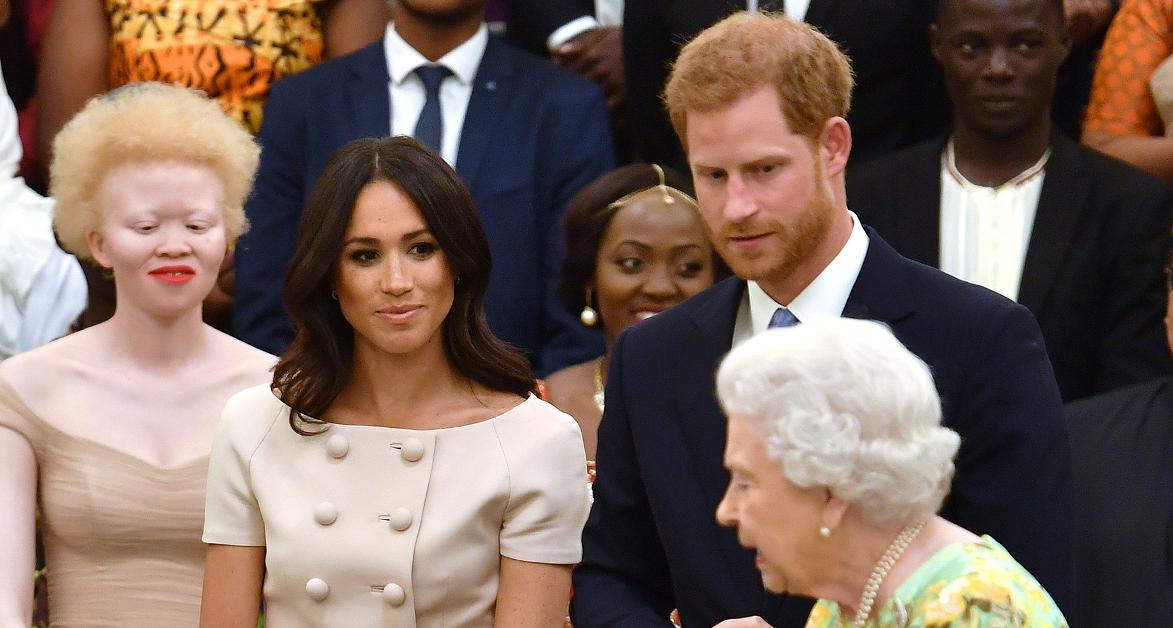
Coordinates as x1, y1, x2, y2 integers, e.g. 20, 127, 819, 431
0, 328, 100, 395
543, 360, 595, 404
205, 327, 277, 383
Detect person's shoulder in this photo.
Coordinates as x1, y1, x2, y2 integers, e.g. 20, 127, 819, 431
1065, 376, 1170, 427
269, 40, 384, 97
212, 383, 287, 458
870, 237, 1023, 317
497, 394, 582, 440
621, 276, 742, 346
207, 328, 277, 376
489, 36, 604, 102
851, 138, 943, 178
911, 537, 1068, 627
1059, 133, 1171, 196
0, 328, 96, 393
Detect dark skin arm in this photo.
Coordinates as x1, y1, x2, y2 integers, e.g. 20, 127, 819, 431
553, 26, 626, 110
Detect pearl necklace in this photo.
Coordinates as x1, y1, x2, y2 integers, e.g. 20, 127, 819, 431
850, 520, 926, 628
593, 357, 605, 412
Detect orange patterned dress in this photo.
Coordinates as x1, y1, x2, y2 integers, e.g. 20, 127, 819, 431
1085, 0, 1173, 137
105, 0, 327, 133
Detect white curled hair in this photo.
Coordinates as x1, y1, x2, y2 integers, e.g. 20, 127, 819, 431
716, 318, 961, 527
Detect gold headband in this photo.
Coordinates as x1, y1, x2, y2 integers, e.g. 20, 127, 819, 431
606, 164, 700, 212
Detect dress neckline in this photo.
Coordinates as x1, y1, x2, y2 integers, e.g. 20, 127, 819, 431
0, 378, 209, 472
271, 389, 539, 434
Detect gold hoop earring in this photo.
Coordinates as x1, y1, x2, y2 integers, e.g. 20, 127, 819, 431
580, 288, 599, 327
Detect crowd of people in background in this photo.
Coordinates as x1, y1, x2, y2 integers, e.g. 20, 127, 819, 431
0, 0, 1171, 626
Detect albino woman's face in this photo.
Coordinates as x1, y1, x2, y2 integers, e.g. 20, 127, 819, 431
86, 161, 228, 319
715, 416, 828, 596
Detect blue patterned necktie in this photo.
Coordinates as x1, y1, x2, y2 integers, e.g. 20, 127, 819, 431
768, 307, 800, 329
413, 65, 452, 153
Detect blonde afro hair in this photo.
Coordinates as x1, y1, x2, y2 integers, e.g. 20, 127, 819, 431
50, 83, 260, 260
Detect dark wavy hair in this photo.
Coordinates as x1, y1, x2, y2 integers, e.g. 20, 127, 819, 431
272, 136, 536, 434
558, 163, 728, 317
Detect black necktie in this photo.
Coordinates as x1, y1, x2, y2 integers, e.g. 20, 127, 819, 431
759, 0, 785, 11
413, 65, 452, 153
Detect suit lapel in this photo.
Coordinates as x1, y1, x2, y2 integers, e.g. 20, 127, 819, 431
675, 277, 743, 508
893, 139, 947, 267
455, 37, 511, 185
346, 42, 392, 139
673, 279, 757, 592
1018, 132, 1087, 315
846, 228, 917, 326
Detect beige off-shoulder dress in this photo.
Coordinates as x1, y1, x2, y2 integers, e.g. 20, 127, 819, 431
0, 380, 206, 628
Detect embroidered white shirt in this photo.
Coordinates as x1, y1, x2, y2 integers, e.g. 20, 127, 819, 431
939, 140, 1048, 301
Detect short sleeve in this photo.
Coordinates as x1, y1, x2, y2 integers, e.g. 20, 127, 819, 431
0, 378, 45, 455
1085, 0, 1173, 136
497, 398, 590, 564
202, 385, 281, 547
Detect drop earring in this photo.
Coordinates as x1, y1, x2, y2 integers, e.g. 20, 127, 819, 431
580, 287, 599, 327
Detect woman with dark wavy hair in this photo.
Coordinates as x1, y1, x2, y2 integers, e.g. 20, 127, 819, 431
200, 136, 590, 627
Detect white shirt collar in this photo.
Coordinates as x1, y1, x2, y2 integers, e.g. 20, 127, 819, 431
747, 211, 870, 334
384, 22, 488, 86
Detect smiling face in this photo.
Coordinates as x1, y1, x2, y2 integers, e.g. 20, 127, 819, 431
687, 86, 847, 298
931, 0, 1070, 140
333, 180, 454, 360
85, 161, 228, 319
592, 195, 715, 346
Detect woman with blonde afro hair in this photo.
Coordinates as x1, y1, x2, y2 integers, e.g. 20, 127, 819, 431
0, 83, 275, 626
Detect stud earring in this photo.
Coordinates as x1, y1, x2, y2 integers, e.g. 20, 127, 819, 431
818, 526, 831, 539
580, 288, 599, 327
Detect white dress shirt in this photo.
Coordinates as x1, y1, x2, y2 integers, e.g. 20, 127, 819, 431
384, 23, 488, 166
732, 211, 869, 346
547, 1, 625, 50
939, 140, 1048, 302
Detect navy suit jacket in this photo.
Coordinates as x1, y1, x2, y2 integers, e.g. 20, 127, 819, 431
233, 35, 614, 375
571, 230, 1075, 627
847, 132, 1173, 402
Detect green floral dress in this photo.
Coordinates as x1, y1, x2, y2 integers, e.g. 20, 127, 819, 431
805, 536, 1067, 627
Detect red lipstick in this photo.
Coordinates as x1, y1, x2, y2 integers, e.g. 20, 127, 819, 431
149, 265, 196, 284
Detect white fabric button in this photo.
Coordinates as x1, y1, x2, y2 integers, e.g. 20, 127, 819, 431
388, 507, 413, 531
314, 502, 338, 526
382, 582, 406, 606
326, 434, 349, 459
306, 577, 330, 601
401, 438, 424, 462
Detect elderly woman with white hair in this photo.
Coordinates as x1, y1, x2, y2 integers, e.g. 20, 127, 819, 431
713, 318, 1067, 628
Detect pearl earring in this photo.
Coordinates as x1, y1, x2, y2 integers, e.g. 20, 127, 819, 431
580, 288, 598, 327
819, 526, 831, 539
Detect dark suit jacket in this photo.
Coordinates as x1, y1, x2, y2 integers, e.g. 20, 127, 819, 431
846, 132, 1173, 402
571, 230, 1074, 627
502, 0, 594, 55
232, 35, 614, 375
623, 0, 947, 170
1066, 377, 1173, 628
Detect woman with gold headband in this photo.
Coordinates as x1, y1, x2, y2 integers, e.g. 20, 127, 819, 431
546, 164, 723, 461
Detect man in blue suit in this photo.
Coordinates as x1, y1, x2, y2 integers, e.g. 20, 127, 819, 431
233, 0, 614, 375
571, 11, 1074, 627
